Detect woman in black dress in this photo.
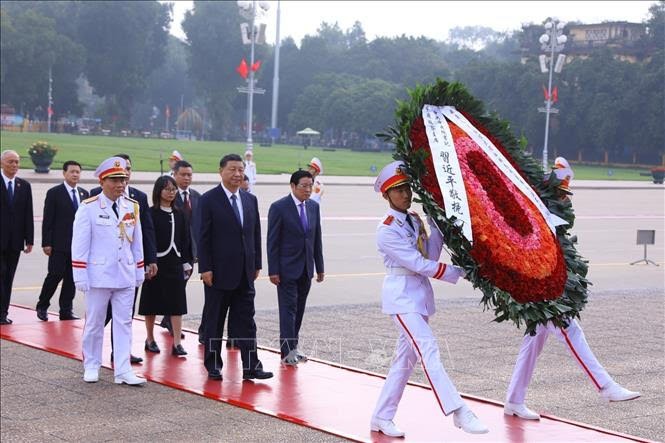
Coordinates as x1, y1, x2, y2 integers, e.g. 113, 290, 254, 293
139, 176, 192, 356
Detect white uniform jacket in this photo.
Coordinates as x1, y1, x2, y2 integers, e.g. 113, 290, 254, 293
310, 177, 324, 204
72, 193, 145, 289
377, 208, 450, 316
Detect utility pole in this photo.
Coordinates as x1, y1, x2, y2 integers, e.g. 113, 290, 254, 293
270, 0, 281, 144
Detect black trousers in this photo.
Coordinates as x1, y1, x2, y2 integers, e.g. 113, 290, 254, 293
36, 251, 75, 314
277, 271, 312, 357
0, 249, 21, 318
203, 275, 262, 374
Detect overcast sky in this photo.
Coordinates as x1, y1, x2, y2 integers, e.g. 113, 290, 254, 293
167, 1, 654, 44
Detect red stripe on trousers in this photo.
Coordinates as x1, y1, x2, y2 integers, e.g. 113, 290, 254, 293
396, 314, 447, 415
560, 327, 601, 390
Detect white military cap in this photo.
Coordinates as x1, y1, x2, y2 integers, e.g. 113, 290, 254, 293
169, 150, 183, 161
244, 150, 253, 158
95, 156, 129, 180
308, 157, 323, 174
552, 156, 574, 194
374, 160, 409, 193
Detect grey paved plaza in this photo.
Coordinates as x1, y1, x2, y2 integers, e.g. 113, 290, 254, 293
2, 170, 664, 442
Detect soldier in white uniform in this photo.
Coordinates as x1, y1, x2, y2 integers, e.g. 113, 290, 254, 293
370, 161, 488, 437
307, 157, 324, 204
72, 157, 146, 385
504, 157, 640, 420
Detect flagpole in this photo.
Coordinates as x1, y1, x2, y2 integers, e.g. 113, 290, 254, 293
47, 66, 53, 133
246, 0, 257, 152
270, 0, 281, 144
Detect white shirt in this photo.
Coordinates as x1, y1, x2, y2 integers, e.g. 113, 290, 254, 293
1, 170, 16, 190
290, 193, 308, 225
64, 181, 80, 206
221, 183, 243, 226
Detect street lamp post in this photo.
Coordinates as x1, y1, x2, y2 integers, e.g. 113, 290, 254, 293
538, 18, 567, 170
238, 1, 269, 152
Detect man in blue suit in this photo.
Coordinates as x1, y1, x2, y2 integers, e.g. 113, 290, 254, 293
267, 170, 324, 364
199, 153, 272, 381
36, 160, 89, 321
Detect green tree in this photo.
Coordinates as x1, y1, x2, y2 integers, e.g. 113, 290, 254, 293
75, 1, 171, 125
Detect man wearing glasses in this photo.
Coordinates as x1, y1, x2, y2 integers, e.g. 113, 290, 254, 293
267, 170, 324, 365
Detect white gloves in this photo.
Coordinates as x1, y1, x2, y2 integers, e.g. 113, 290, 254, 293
442, 265, 466, 284
75, 281, 89, 293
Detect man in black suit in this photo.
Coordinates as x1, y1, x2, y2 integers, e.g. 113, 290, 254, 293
36, 160, 89, 321
0, 150, 34, 325
159, 160, 201, 337
267, 170, 324, 364
90, 153, 157, 364
199, 153, 272, 380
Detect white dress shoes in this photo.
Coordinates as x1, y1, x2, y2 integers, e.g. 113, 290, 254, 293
370, 418, 405, 437
114, 372, 147, 386
504, 402, 541, 420
83, 369, 99, 383
600, 382, 641, 402
453, 405, 489, 434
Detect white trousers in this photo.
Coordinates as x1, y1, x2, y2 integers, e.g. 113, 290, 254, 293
373, 313, 464, 420
82, 287, 134, 376
506, 319, 613, 404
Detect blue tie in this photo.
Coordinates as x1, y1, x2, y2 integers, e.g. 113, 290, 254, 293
7, 180, 13, 204
299, 202, 309, 232
71, 189, 78, 211
230, 194, 242, 226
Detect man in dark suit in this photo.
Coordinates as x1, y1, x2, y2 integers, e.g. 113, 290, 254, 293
36, 160, 89, 321
267, 170, 324, 364
0, 150, 34, 325
159, 159, 201, 337
90, 153, 157, 364
199, 153, 272, 381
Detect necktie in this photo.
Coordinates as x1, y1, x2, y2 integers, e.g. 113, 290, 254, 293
405, 214, 415, 232
230, 194, 241, 225
183, 191, 191, 216
71, 189, 79, 211
299, 202, 309, 232
7, 180, 13, 204
112, 202, 119, 218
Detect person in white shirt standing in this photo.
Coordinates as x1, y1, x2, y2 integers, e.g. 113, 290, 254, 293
244, 150, 257, 194
370, 161, 488, 437
307, 157, 324, 204
72, 157, 146, 386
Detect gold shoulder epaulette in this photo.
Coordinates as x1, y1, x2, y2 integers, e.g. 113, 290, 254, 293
82, 195, 99, 204
383, 215, 395, 225
125, 196, 138, 203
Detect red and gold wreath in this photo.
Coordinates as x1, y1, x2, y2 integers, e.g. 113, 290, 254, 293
379, 79, 590, 335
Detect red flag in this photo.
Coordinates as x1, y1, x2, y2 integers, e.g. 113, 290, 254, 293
47, 106, 54, 117
551, 86, 559, 103
236, 58, 249, 79
251, 60, 262, 72
165, 105, 171, 118
542, 85, 549, 101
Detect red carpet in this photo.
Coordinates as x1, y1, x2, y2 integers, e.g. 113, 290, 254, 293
0, 304, 649, 442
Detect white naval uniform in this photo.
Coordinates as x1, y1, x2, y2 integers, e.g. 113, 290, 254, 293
72, 193, 144, 377
372, 208, 464, 420
244, 160, 257, 194
310, 177, 324, 204
506, 319, 613, 404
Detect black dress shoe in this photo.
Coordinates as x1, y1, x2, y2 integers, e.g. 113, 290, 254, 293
225, 339, 238, 349
198, 335, 205, 345
0, 317, 12, 325
208, 370, 223, 380
59, 312, 80, 321
171, 344, 187, 356
145, 340, 161, 353
111, 353, 144, 364
243, 369, 274, 380
36, 308, 49, 321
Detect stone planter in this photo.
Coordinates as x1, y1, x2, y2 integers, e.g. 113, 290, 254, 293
651, 168, 665, 184
30, 155, 54, 173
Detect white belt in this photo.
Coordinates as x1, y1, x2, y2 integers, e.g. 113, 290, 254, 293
386, 267, 417, 276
